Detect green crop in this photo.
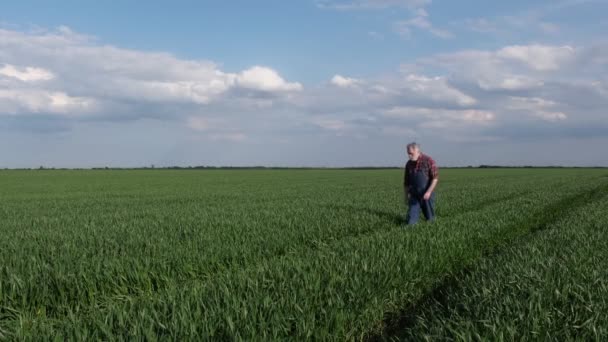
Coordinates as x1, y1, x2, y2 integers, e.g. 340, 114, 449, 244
0, 168, 606, 340
396, 184, 608, 341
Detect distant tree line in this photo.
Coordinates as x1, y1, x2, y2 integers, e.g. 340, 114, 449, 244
1, 165, 606, 170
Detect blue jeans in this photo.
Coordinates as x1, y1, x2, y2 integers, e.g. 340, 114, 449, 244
406, 193, 435, 225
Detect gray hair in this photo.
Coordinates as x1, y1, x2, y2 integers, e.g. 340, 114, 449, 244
406, 142, 421, 151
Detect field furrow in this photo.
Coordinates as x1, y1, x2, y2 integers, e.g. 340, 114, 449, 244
394, 190, 608, 341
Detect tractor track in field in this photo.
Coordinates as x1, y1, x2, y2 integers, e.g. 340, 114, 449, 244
327, 173, 597, 228
296, 183, 535, 253
327, 187, 529, 227
368, 180, 608, 341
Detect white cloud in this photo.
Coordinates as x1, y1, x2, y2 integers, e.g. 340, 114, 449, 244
393, 6, 452, 39
403, 74, 476, 106
330, 74, 362, 88
0, 27, 301, 117
318, 0, 449, 40
291, 70, 478, 121
535, 111, 568, 121
316, 0, 430, 10
1, 26, 606, 164
385, 106, 495, 124
380, 106, 496, 142
458, 110, 496, 123
113, 79, 231, 104
508, 96, 557, 109
497, 45, 575, 71
478, 75, 543, 91
0, 89, 96, 115
0, 64, 55, 82
236, 66, 302, 92
420, 44, 583, 93
370, 84, 395, 94
507, 96, 568, 122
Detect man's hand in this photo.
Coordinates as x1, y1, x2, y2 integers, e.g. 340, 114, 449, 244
423, 191, 432, 201
424, 179, 438, 201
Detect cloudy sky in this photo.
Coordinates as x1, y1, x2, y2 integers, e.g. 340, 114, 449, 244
1, 0, 607, 167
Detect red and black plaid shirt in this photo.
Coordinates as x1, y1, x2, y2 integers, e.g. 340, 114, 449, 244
403, 153, 439, 187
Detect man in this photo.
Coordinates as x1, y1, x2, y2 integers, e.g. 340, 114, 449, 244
403, 142, 438, 225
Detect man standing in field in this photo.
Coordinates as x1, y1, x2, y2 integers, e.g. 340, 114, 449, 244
403, 142, 438, 225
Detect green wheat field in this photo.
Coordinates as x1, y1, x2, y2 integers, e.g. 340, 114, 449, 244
1, 168, 607, 340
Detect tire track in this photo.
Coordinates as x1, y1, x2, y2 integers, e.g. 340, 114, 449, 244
369, 181, 608, 341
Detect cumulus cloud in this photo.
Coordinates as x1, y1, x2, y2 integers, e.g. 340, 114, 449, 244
421, 44, 582, 93
478, 75, 543, 91
0, 89, 96, 115
507, 96, 568, 122
369, 42, 606, 142
497, 45, 575, 71
402, 74, 476, 106
0, 64, 54, 82
378, 106, 497, 142
330, 75, 362, 88
236, 66, 302, 92
0, 27, 301, 118
384, 107, 495, 125
290, 71, 477, 117
1, 25, 607, 162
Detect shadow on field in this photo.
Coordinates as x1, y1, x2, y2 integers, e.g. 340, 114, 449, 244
325, 204, 404, 226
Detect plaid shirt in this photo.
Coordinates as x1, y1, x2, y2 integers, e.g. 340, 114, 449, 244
403, 153, 439, 187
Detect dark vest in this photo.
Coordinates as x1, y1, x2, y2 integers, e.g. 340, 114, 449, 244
407, 158, 431, 197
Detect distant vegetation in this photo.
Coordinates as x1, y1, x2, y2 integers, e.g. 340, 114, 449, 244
3, 164, 606, 171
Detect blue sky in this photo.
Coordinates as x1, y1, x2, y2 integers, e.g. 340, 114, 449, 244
1, 0, 607, 167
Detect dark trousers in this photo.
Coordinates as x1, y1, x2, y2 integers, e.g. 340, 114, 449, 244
406, 193, 435, 225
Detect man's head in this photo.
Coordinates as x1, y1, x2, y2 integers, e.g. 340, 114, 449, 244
407, 142, 421, 161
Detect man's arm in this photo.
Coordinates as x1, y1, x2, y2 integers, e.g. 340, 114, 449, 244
423, 157, 439, 200
424, 178, 438, 198
403, 166, 410, 198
